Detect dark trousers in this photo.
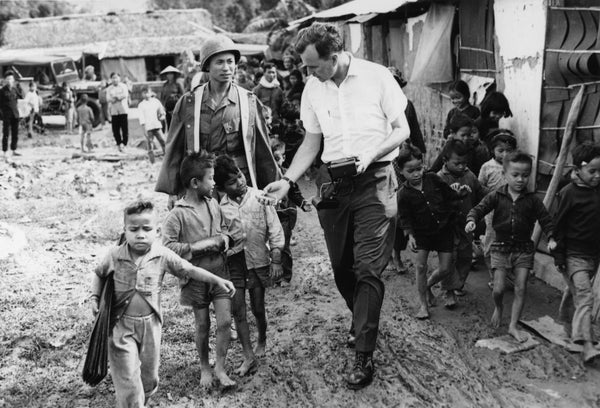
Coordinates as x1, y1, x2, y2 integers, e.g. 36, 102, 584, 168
111, 114, 128, 146
316, 163, 397, 352
2, 116, 19, 152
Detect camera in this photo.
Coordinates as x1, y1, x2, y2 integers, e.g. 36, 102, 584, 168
311, 195, 339, 210
328, 157, 357, 180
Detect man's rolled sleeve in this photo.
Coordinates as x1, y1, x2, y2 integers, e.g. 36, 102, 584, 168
380, 69, 407, 123
300, 85, 321, 134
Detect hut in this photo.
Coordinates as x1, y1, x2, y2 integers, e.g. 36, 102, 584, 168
285, 0, 600, 288
0, 9, 267, 81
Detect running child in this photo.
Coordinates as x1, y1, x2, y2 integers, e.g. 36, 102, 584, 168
215, 155, 285, 373
552, 142, 600, 363
437, 139, 487, 306
397, 144, 471, 319
137, 87, 166, 163
90, 199, 235, 407
76, 94, 94, 152
162, 151, 238, 388
466, 151, 556, 342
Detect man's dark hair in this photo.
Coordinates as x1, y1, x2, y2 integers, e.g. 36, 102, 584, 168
180, 151, 215, 188
450, 80, 470, 101
263, 62, 276, 71
503, 150, 532, 170
489, 129, 517, 150
572, 141, 600, 168
395, 143, 423, 169
295, 23, 343, 58
447, 114, 474, 133
481, 91, 513, 118
4, 70, 14, 78
443, 139, 469, 160
214, 155, 240, 188
123, 199, 154, 222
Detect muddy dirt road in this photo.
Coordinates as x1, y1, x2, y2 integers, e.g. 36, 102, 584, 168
1, 130, 600, 407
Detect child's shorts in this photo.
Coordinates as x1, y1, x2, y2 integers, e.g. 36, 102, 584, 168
490, 249, 534, 271
180, 263, 230, 309
415, 224, 454, 253
228, 251, 272, 289
81, 123, 92, 133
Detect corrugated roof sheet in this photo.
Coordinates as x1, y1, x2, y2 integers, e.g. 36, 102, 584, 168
312, 0, 418, 19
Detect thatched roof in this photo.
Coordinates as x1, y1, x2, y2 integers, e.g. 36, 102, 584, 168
2, 9, 213, 49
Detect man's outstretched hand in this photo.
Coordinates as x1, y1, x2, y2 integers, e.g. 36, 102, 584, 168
258, 179, 291, 205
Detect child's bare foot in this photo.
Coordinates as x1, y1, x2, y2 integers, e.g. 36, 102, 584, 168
215, 370, 236, 388
234, 358, 257, 376
199, 368, 213, 389
582, 342, 600, 364
443, 290, 457, 309
426, 288, 436, 307
415, 306, 429, 320
490, 307, 502, 329
254, 341, 266, 357
508, 326, 530, 343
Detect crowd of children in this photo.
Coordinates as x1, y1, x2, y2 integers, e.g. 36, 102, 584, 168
394, 80, 600, 365
87, 70, 600, 405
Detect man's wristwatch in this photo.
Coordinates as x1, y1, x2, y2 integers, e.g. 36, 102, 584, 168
282, 176, 295, 187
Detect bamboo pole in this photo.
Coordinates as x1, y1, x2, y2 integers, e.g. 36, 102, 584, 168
532, 84, 586, 247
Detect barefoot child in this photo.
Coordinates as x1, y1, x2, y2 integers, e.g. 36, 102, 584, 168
397, 144, 471, 319
478, 131, 517, 283
76, 94, 94, 152
162, 151, 238, 388
437, 139, 487, 306
215, 155, 284, 373
552, 142, 600, 363
466, 151, 556, 342
90, 200, 235, 407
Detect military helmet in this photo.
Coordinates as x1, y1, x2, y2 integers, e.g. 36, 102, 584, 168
199, 34, 241, 72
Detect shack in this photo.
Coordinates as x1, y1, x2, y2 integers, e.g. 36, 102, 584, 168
288, 0, 599, 288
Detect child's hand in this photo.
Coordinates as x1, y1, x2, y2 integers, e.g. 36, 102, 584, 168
218, 279, 236, 297
465, 221, 476, 233
89, 296, 99, 317
301, 200, 313, 212
408, 235, 418, 253
459, 184, 472, 194
547, 238, 557, 252
270, 262, 283, 280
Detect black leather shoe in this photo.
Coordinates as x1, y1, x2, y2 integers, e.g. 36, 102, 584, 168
346, 352, 374, 390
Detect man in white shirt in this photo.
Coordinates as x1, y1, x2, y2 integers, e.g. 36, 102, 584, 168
137, 88, 166, 163
107, 72, 129, 152
262, 23, 410, 389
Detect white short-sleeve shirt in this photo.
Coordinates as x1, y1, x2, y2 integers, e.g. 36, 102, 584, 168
300, 54, 407, 163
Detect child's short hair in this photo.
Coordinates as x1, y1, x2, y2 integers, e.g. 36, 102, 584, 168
214, 155, 240, 188
110, 72, 119, 79
80, 93, 89, 102
180, 151, 215, 188
481, 92, 513, 118
123, 199, 154, 222
450, 80, 470, 100
443, 139, 469, 160
489, 129, 517, 150
396, 143, 423, 169
447, 114, 474, 133
263, 62, 276, 71
503, 150, 532, 170
572, 141, 600, 168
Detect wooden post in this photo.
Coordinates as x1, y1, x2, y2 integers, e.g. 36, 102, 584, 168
532, 84, 586, 247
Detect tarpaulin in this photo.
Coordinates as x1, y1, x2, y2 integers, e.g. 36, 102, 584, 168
100, 58, 147, 82
410, 3, 455, 84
